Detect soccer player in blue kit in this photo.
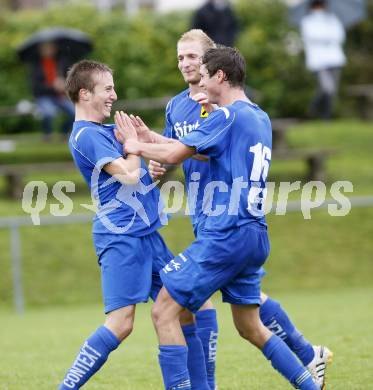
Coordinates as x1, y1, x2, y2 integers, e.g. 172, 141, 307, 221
58, 60, 210, 389
149, 30, 221, 390
144, 30, 332, 389
124, 46, 323, 389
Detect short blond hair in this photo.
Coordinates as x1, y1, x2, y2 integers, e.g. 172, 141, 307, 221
178, 29, 216, 52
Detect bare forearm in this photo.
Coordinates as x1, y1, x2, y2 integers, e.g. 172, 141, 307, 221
104, 154, 141, 185
137, 143, 177, 164
137, 142, 194, 164
124, 153, 141, 173
150, 131, 178, 144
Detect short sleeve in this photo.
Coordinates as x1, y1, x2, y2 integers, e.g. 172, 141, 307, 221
72, 127, 122, 169
179, 107, 235, 158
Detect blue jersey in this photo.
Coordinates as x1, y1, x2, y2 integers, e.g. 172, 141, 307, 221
180, 100, 272, 232
163, 89, 211, 228
69, 120, 165, 236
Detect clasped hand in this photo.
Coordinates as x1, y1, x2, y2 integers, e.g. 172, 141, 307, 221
114, 111, 155, 155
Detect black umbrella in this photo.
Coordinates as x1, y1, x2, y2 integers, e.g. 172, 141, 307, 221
17, 27, 93, 62
289, 0, 367, 29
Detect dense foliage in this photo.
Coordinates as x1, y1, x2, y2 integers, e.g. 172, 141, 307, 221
0, 0, 372, 133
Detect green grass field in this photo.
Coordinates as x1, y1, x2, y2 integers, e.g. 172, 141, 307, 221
0, 119, 372, 388
0, 119, 373, 198
1, 288, 372, 389
1, 208, 372, 307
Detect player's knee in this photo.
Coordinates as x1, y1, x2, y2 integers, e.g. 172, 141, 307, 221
120, 316, 135, 339
235, 324, 250, 341
235, 323, 257, 342
152, 287, 179, 327
151, 299, 179, 330
151, 302, 165, 328
109, 318, 134, 341
235, 322, 268, 348
105, 307, 135, 341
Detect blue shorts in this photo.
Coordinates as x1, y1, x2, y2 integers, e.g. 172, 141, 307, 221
93, 231, 173, 314
160, 224, 270, 313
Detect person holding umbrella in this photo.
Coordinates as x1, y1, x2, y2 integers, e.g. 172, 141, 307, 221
300, 0, 346, 119
17, 28, 93, 141
28, 41, 75, 141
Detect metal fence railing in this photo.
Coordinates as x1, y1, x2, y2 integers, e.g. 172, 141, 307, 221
0, 96, 171, 119
0, 213, 92, 314
2, 195, 373, 314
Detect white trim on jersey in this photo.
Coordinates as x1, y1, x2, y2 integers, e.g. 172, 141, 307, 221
218, 107, 230, 119
74, 127, 89, 142
196, 112, 236, 151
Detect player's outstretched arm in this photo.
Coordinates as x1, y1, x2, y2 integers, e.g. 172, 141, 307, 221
125, 138, 194, 165
103, 111, 141, 185
129, 114, 178, 144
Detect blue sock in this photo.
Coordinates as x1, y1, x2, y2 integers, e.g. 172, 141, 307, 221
262, 335, 319, 390
260, 297, 315, 366
182, 324, 210, 390
195, 309, 218, 390
158, 345, 191, 390
59, 326, 120, 389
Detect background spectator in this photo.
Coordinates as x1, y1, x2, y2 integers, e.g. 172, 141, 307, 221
301, 0, 346, 119
30, 41, 75, 141
191, 0, 238, 47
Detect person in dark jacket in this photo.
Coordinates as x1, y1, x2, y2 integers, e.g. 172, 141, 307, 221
191, 0, 238, 47
30, 41, 75, 141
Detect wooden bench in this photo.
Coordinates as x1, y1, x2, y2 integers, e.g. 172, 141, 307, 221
0, 162, 76, 199
271, 118, 302, 150
273, 148, 336, 182
346, 84, 373, 120
270, 118, 336, 181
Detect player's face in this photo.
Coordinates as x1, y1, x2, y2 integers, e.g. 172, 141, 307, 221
199, 64, 220, 104
177, 40, 205, 85
90, 71, 117, 122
